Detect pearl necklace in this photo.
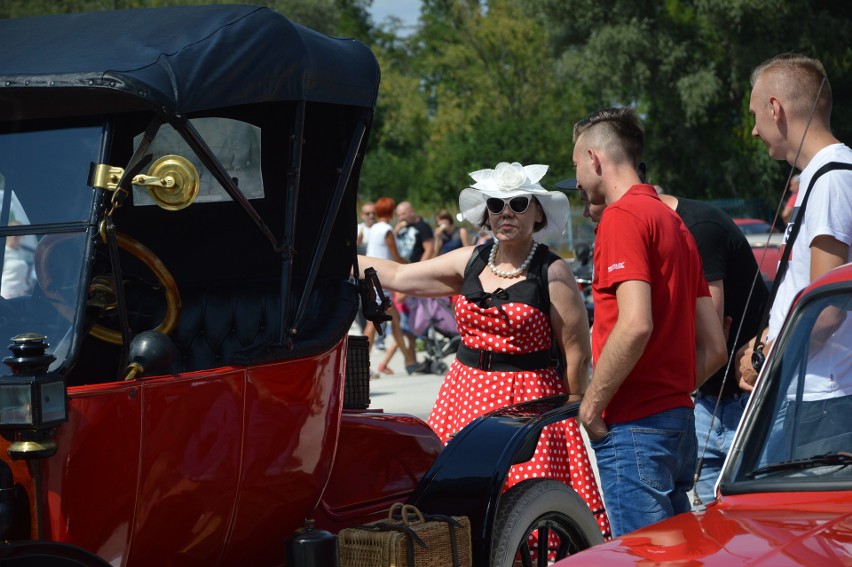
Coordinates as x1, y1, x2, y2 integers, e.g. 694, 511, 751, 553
488, 240, 538, 278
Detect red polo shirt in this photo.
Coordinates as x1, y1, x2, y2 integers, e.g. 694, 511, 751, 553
592, 185, 709, 424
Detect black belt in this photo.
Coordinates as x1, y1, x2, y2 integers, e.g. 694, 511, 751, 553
456, 344, 554, 372
696, 389, 745, 402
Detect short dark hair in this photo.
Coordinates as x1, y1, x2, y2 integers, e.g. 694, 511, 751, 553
573, 107, 644, 167
435, 209, 454, 223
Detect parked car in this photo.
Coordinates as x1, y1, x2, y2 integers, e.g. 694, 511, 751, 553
749, 240, 783, 289
552, 261, 852, 566
0, 6, 601, 566
732, 218, 784, 289
733, 217, 780, 236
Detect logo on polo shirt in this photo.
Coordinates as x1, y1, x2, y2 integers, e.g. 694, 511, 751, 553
608, 262, 625, 273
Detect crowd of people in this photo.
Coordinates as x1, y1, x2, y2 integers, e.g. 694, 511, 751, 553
356, 52, 851, 540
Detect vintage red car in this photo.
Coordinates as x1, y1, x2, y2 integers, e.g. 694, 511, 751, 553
553, 262, 852, 565
0, 6, 602, 566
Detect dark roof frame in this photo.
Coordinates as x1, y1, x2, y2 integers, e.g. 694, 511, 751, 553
0, 5, 380, 117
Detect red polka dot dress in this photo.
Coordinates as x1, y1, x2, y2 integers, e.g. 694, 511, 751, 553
427, 245, 610, 537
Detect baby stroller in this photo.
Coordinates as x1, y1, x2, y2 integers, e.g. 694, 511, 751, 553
404, 296, 461, 375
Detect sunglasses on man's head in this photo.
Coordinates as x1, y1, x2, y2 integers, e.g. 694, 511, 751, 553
485, 196, 532, 215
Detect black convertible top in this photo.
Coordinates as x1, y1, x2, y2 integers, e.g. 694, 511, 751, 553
0, 5, 380, 117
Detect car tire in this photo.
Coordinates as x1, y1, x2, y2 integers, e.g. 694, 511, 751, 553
490, 478, 603, 567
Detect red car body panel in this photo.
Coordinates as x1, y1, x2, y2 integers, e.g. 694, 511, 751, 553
26, 347, 342, 565
751, 243, 782, 283
316, 412, 444, 530
559, 493, 852, 566
0, 341, 441, 565
808, 262, 852, 288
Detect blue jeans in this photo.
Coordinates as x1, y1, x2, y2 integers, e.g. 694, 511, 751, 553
590, 407, 696, 537
693, 391, 748, 505
782, 395, 852, 458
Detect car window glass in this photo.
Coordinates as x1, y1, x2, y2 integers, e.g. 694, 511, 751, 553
0, 231, 87, 374
0, 125, 99, 225
132, 117, 263, 206
754, 290, 852, 472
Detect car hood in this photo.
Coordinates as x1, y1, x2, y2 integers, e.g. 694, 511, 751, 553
556, 493, 852, 566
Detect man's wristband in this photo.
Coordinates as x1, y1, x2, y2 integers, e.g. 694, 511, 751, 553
751, 342, 766, 372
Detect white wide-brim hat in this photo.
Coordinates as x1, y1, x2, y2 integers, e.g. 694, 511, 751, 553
458, 162, 569, 242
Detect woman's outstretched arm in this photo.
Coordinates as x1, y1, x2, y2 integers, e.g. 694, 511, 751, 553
358, 245, 473, 298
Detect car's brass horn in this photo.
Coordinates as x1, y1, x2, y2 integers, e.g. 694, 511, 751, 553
133, 155, 200, 211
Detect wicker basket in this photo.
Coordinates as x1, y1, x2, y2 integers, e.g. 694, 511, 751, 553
338, 503, 471, 567
344, 335, 371, 410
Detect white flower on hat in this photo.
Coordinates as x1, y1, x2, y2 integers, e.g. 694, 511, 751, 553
469, 162, 549, 194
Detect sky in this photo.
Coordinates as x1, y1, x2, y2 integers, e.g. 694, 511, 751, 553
368, 0, 422, 33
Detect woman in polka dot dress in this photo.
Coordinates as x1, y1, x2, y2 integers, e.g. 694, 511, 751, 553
358, 161, 610, 538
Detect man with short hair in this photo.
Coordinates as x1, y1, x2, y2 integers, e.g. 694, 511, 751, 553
394, 201, 435, 263
356, 202, 382, 343
737, 53, 852, 389
393, 201, 436, 358
356, 201, 376, 255
572, 107, 726, 536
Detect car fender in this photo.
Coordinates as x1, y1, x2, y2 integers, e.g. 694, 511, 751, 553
315, 411, 443, 532
406, 395, 579, 564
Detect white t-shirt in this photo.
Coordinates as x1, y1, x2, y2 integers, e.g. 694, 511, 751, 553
356, 222, 373, 254
768, 143, 852, 341
1, 256, 28, 298
365, 220, 394, 260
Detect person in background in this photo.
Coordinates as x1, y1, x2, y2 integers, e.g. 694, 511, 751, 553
572, 107, 726, 537
356, 201, 376, 255
655, 187, 769, 506
737, 53, 852, 392
394, 201, 436, 358
364, 197, 425, 375
475, 227, 494, 246
781, 174, 800, 226
395, 201, 435, 263
355, 202, 382, 345
360, 161, 611, 537
433, 208, 470, 254
2, 221, 30, 299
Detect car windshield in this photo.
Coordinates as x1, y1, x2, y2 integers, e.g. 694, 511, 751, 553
0, 123, 100, 374
730, 288, 852, 484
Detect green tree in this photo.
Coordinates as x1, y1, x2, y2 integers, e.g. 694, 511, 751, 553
526, 0, 852, 215
0, 0, 346, 36
365, 0, 585, 212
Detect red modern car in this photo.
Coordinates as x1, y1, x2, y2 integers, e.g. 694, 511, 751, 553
733, 218, 784, 288
0, 6, 602, 566
733, 217, 780, 235
553, 262, 852, 565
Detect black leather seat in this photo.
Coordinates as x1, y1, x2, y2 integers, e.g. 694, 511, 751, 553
124, 278, 357, 373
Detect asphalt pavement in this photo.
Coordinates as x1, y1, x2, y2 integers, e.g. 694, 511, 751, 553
362, 332, 450, 421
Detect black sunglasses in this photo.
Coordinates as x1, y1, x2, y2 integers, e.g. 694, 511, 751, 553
485, 196, 532, 215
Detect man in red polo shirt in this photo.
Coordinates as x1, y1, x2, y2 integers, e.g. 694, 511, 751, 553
572, 107, 726, 537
